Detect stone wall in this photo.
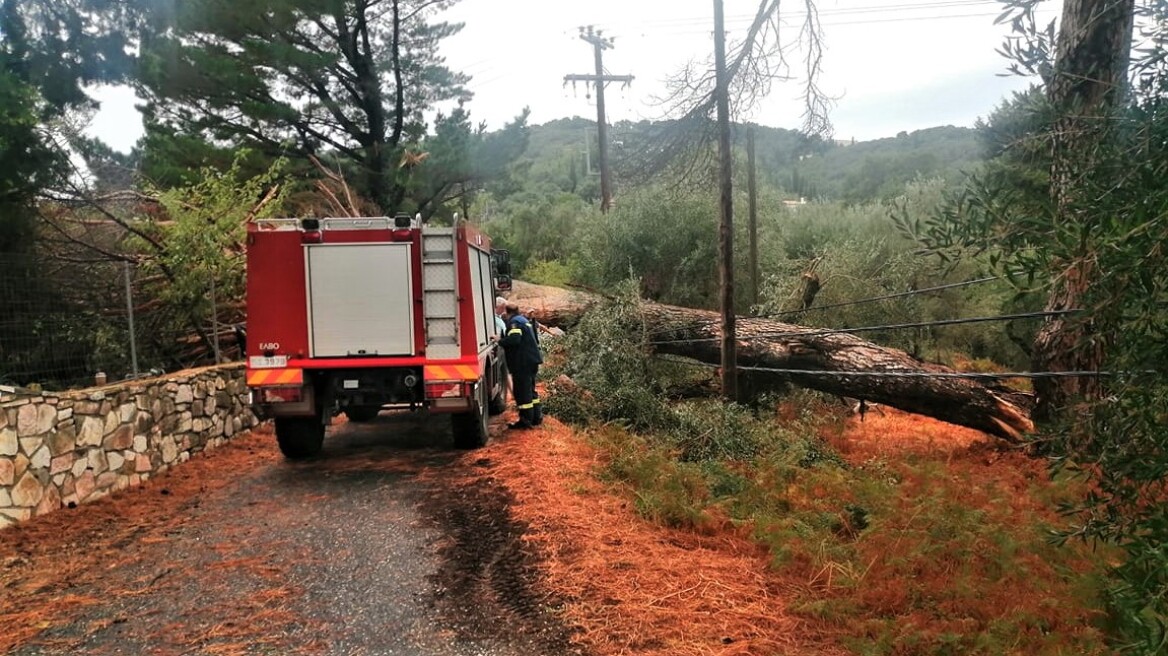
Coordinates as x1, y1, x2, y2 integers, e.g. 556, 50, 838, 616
0, 364, 258, 529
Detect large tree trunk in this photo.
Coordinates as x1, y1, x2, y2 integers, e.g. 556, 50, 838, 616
1033, 0, 1135, 419
510, 282, 1036, 442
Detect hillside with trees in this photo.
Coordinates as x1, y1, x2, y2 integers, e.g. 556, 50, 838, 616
2, 0, 1166, 653
496, 116, 983, 208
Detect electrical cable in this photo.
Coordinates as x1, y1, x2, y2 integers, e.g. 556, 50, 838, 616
758, 275, 1002, 320
644, 276, 1006, 337
654, 355, 1148, 380
590, 0, 1000, 31
649, 309, 1078, 345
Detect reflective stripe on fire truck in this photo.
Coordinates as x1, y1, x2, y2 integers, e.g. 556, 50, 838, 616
246, 368, 304, 386
423, 364, 479, 381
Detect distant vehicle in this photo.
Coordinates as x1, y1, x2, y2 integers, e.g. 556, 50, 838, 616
244, 215, 513, 458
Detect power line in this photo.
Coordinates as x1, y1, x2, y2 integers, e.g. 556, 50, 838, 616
650, 310, 1078, 346
737, 368, 1131, 380
631, 13, 1006, 37
646, 275, 1004, 337
595, 4, 1010, 32
592, 0, 999, 31
764, 276, 1004, 319
655, 356, 1146, 380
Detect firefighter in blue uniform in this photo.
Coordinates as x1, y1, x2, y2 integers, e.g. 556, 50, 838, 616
499, 303, 543, 429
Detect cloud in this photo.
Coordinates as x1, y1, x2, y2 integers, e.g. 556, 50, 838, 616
827, 66, 1038, 140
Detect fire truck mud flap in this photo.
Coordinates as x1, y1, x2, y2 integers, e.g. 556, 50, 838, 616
274, 416, 326, 459
450, 382, 489, 450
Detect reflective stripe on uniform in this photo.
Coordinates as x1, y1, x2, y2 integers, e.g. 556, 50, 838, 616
531, 398, 540, 405
508, 328, 523, 335
517, 402, 535, 410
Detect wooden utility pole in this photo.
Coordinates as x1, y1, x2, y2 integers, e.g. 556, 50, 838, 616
564, 26, 633, 213
747, 124, 759, 311
713, 0, 737, 401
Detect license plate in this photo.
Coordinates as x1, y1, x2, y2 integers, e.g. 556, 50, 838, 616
249, 355, 288, 369
343, 379, 359, 389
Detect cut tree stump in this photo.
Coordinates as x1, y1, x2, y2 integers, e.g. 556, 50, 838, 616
509, 281, 1036, 441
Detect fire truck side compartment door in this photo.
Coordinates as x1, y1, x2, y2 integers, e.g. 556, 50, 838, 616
306, 243, 415, 357
471, 247, 491, 349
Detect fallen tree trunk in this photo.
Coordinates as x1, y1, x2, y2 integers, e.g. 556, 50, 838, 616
509, 282, 1036, 441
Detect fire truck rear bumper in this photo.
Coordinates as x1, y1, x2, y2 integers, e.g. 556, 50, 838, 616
427, 398, 474, 413
248, 381, 316, 418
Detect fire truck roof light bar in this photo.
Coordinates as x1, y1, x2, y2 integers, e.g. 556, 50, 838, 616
253, 217, 418, 232
324, 217, 392, 230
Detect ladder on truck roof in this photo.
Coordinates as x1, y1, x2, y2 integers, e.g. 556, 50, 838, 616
422, 227, 461, 359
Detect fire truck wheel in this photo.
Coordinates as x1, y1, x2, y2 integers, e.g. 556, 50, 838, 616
274, 417, 325, 459
451, 384, 489, 450
343, 406, 381, 423
488, 377, 508, 416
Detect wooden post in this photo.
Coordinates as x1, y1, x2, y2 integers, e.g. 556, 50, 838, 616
713, 0, 737, 402
747, 124, 759, 311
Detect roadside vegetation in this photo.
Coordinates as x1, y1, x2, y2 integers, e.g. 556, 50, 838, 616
543, 286, 1112, 655
3, 0, 1166, 651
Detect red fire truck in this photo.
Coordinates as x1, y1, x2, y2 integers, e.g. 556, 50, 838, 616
243, 215, 512, 458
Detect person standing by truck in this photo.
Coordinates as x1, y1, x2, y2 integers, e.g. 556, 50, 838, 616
499, 303, 543, 429
494, 297, 507, 336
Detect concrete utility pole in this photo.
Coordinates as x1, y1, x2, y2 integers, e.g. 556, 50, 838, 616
713, 0, 737, 402
564, 26, 633, 213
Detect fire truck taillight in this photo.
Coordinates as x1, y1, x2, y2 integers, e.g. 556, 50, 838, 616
261, 386, 303, 404
424, 382, 466, 399
391, 229, 411, 242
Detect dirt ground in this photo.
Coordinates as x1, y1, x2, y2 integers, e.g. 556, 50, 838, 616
3, 398, 1078, 656
1, 412, 582, 656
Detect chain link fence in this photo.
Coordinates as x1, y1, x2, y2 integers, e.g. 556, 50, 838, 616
0, 252, 241, 391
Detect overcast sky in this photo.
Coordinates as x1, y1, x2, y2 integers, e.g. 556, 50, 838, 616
86, 0, 1062, 152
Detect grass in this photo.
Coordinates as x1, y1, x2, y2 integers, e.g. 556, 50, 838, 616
583, 411, 1114, 656
543, 287, 1114, 654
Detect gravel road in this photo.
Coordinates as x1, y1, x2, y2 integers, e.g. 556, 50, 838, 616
5, 412, 582, 656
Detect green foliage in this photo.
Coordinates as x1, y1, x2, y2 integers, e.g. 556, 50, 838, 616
514, 171, 1029, 370
539, 229, 1111, 655
588, 418, 1111, 655
784, 126, 981, 203
0, 0, 136, 111
0, 70, 55, 250
900, 4, 1168, 649
593, 427, 713, 529
132, 151, 286, 344
1, 0, 136, 250
0, 0, 144, 385
134, 0, 484, 212
480, 189, 597, 273
761, 179, 1031, 368
410, 103, 531, 222
571, 185, 720, 307
544, 280, 678, 433
545, 281, 840, 464
137, 122, 257, 189
521, 259, 572, 288
512, 119, 979, 209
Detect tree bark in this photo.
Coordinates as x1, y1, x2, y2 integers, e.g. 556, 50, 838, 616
511, 282, 1035, 441
1033, 0, 1135, 419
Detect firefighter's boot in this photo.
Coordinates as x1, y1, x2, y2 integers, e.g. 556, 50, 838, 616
531, 399, 543, 426
509, 408, 535, 430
